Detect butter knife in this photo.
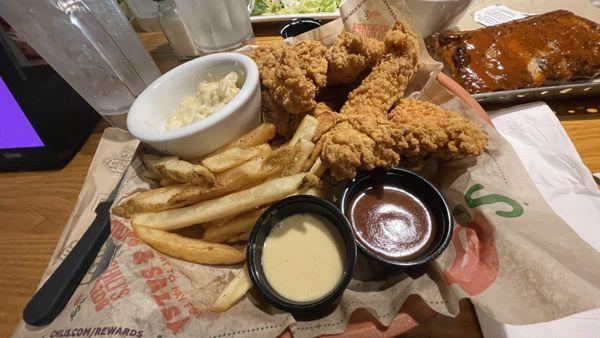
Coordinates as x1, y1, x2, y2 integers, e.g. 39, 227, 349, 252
23, 173, 126, 326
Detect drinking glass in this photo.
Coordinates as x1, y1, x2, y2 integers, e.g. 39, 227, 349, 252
0, 0, 161, 129
174, 0, 255, 53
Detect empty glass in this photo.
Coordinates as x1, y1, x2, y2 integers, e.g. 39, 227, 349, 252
174, 0, 255, 53
0, 0, 161, 129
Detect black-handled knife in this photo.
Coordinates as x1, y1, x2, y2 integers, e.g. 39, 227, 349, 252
23, 174, 126, 326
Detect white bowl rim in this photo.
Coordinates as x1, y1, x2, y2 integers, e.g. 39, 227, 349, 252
127, 52, 259, 143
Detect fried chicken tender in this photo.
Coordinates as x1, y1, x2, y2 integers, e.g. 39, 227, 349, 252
327, 32, 385, 85
258, 45, 317, 114
321, 98, 488, 179
249, 41, 328, 136
294, 40, 329, 88
261, 90, 303, 138
320, 114, 402, 179
312, 102, 337, 141
262, 95, 334, 140
341, 21, 419, 116
320, 22, 420, 179
389, 99, 488, 161
252, 21, 487, 180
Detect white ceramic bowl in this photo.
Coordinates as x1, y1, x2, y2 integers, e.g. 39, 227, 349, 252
405, 0, 473, 37
127, 53, 261, 159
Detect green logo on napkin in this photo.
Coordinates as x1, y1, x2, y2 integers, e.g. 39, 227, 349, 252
465, 183, 524, 218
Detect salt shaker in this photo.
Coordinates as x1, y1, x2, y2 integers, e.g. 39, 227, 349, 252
154, 0, 198, 59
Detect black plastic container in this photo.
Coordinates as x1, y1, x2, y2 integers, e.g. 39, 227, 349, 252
247, 195, 356, 315
279, 18, 322, 38
340, 168, 453, 267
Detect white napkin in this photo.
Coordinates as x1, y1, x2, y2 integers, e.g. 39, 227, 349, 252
475, 102, 600, 337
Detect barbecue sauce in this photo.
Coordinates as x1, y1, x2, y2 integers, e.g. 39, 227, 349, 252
348, 185, 436, 260
427, 10, 600, 93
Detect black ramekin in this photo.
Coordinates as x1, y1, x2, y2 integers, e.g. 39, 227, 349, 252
247, 195, 357, 315
279, 18, 322, 38
340, 168, 453, 267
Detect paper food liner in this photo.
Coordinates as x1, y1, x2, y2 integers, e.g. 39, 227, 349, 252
14, 0, 600, 337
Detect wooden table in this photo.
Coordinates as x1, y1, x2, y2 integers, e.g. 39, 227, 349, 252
1, 25, 599, 338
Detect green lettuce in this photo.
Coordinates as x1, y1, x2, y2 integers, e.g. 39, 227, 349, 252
251, 0, 284, 16
252, 0, 342, 16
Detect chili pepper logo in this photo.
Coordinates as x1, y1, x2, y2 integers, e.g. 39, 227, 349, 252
364, 9, 381, 21
442, 184, 525, 295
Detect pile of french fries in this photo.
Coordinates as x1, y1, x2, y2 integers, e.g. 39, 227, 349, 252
113, 115, 325, 312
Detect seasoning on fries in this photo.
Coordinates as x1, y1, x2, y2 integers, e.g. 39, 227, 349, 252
112, 184, 191, 217
131, 173, 315, 230
144, 154, 215, 186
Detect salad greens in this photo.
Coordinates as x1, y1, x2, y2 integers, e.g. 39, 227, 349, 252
251, 0, 342, 16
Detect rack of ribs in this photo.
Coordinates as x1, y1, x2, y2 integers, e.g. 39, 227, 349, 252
426, 10, 600, 94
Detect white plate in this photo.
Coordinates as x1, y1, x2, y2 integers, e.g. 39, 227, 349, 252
251, 11, 339, 23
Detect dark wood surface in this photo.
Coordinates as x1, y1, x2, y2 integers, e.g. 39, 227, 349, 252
1, 24, 598, 338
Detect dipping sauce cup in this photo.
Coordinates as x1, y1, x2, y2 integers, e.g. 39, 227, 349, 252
341, 168, 452, 266
247, 195, 357, 315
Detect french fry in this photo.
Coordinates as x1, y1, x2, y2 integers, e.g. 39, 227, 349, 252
202, 144, 270, 173
168, 148, 286, 206
307, 138, 324, 173
261, 144, 296, 171
203, 208, 264, 243
211, 265, 253, 312
142, 169, 160, 180
113, 184, 191, 217
159, 177, 179, 186
226, 232, 250, 243
132, 173, 313, 230
224, 123, 276, 150
143, 154, 177, 175
281, 139, 314, 177
302, 152, 318, 173
302, 141, 322, 173
161, 160, 215, 185
301, 186, 322, 197
309, 157, 326, 178
201, 222, 215, 229
172, 223, 205, 239
205, 214, 237, 229
300, 174, 320, 191
290, 115, 318, 145
167, 184, 235, 207
143, 154, 216, 186
132, 224, 245, 265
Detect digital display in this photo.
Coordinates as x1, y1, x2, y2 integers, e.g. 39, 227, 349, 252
0, 75, 44, 149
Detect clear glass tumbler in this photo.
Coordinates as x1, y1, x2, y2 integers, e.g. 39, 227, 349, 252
174, 0, 255, 53
0, 0, 161, 130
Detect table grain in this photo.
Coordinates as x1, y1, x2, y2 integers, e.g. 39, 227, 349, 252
1, 25, 598, 338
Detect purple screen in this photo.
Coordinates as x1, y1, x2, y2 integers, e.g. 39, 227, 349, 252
0, 75, 44, 149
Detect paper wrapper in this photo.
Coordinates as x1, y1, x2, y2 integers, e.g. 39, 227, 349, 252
14, 1, 600, 337
452, 0, 600, 30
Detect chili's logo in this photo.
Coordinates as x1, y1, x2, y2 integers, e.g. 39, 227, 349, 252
363, 9, 381, 21
442, 183, 525, 295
